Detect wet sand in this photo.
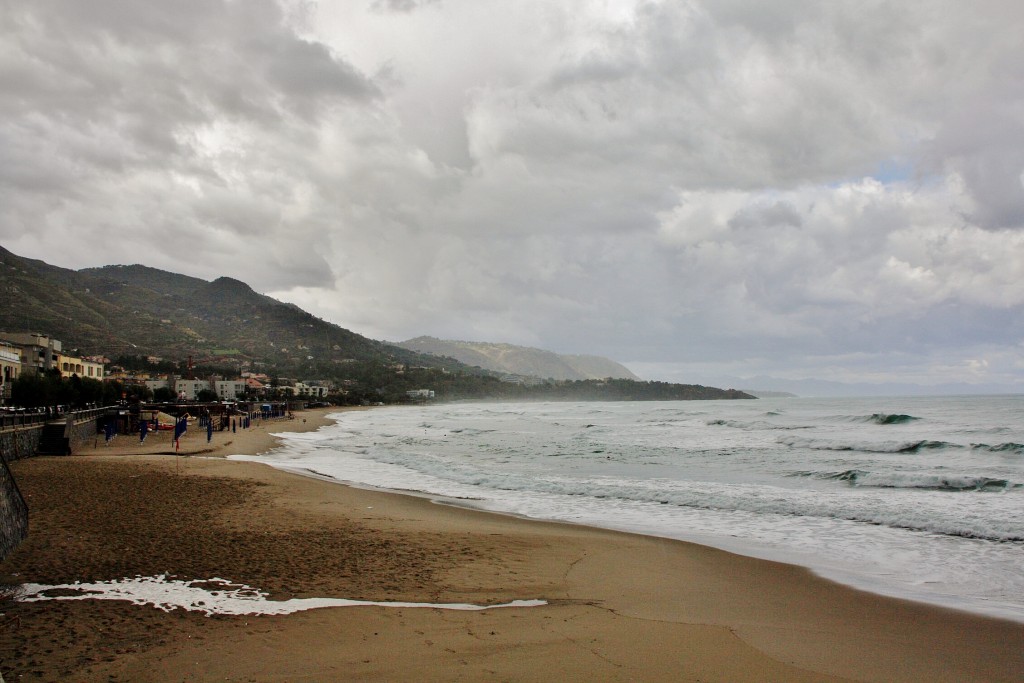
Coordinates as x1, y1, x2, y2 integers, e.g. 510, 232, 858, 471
1, 407, 1021, 682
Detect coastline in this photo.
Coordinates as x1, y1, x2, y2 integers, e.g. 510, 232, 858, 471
1, 408, 1021, 681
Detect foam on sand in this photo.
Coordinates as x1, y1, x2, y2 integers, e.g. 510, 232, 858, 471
11, 574, 546, 616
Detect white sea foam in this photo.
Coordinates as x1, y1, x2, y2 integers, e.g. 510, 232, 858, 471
232, 396, 1024, 623
13, 575, 545, 616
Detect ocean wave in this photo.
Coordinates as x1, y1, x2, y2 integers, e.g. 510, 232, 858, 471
826, 413, 921, 425
358, 448, 1024, 542
777, 435, 958, 453
972, 442, 1024, 455
447, 427, 498, 436
822, 470, 1017, 492
848, 413, 921, 425
707, 419, 811, 431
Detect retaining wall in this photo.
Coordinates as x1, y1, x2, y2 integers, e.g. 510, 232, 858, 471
0, 424, 43, 463
0, 455, 28, 562
66, 415, 102, 453
0, 408, 105, 562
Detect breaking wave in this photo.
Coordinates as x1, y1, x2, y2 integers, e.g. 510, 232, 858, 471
820, 470, 1017, 492
706, 419, 810, 431
777, 435, 957, 454
351, 446, 1023, 542
856, 413, 921, 425
972, 442, 1024, 455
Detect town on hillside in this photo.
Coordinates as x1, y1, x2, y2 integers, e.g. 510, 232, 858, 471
0, 332, 355, 410
1, 331, 752, 412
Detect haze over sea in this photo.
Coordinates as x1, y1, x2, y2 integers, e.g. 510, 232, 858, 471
233, 395, 1024, 622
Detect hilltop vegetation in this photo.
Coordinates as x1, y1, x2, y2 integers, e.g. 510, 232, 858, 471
0, 247, 445, 372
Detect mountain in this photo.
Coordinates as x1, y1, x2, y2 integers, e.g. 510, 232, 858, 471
0, 246, 752, 402
396, 336, 640, 381
0, 246, 433, 372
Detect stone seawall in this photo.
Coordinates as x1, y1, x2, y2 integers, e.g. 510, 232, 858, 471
0, 410, 103, 561
0, 454, 28, 562
70, 416, 102, 452
0, 424, 43, 463
0, 426, 39, 561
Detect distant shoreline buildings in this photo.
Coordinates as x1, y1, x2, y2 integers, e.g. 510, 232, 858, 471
0, 331, 333, 406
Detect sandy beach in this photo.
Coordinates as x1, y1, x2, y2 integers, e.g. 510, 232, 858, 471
1, 407, 1022, 682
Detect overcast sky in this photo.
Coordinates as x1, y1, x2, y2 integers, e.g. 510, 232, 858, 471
3, 1, 1024, 389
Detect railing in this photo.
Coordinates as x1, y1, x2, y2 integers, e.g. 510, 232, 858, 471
0, 406, 115, 432
70, 406, 111, 423
0, 411, 48, 431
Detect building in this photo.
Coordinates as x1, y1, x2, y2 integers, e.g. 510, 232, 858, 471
292, 382, 328, 398
214, 380, 247, 400
406, 389, 435, 400
1, 333, 61, 374
83, 356, 108, 379
143, 378, 171, 396
0, 340, 21, 404
174, 379, 209, 401
57, 353, 105, 380
499, 373, 545, 386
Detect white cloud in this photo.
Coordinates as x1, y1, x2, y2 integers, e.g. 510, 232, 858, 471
2, 0, 1024, 388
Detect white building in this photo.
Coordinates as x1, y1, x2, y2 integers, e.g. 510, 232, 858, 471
144, 379, 171, 395
215, 380, 247, 400
174, 379, 209, 401
292, 382, 328, 398
406, 389, 435, 399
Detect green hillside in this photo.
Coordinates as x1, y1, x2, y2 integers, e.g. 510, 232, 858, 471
0, 246, 753, 403
0, 246, 434, 373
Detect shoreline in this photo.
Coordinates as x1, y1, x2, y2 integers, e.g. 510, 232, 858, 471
1, 407, 1021, 681
252, 464, 1024, 625
246, 408, 1024, 626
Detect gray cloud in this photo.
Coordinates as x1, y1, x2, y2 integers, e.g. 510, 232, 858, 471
0, 0, 378, 289
370, 0, 441, 13
2, 0, 1023, 389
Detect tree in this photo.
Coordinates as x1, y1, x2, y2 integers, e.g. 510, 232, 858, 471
196, 388, 218, 402
153, 386, 175, 402
10, 373, 54, 408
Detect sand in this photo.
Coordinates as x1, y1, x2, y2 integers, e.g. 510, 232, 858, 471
1, 407, 1022, 682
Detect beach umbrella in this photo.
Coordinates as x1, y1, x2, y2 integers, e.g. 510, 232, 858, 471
207, 418, 213, 443
140, 420, 148, 443
104, 420, 114, 443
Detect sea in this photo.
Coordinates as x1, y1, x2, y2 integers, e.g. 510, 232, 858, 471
231, 395, 1024, 623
